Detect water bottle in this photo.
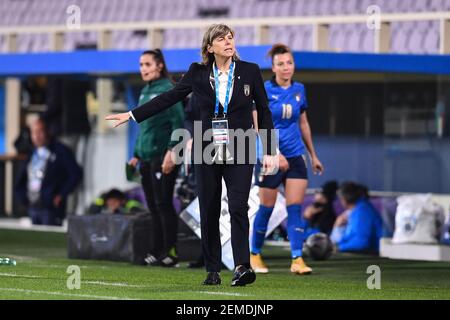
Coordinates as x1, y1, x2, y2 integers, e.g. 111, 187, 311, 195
0, 258, 17, 266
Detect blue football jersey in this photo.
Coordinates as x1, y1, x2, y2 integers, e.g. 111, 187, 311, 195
264, 79, 308, 158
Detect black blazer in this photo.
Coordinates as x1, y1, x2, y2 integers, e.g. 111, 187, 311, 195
131, 60, 276, 157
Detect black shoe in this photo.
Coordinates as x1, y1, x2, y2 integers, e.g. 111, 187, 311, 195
231, 265, 256, 287
203, 272, 221, 285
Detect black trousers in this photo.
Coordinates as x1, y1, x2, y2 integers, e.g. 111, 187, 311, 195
195, 162, 254, 272
140, 157, 179, 257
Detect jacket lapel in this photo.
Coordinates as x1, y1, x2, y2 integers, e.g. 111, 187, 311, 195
206, 63, 215, 94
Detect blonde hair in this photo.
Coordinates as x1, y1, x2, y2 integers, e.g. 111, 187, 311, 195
201, 24, 240, 65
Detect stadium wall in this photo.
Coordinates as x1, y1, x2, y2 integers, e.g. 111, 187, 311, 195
309, 136, 450, 194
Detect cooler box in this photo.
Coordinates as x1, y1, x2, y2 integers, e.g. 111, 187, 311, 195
67, 214, 153, 265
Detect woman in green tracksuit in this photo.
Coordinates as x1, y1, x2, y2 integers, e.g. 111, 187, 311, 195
128, 49, 184, 267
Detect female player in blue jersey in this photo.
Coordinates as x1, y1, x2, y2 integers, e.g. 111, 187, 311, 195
251, 44, 324, 274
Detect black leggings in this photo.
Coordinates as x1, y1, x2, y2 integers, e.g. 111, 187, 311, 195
140, 157, 179, 257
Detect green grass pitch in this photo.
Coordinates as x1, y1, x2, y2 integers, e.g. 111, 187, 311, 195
1, 228, 450, 300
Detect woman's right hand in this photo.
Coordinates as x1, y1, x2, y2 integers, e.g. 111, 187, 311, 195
105, 112, 131, 128
278, 154, 289, 172
128, 157, 139, 168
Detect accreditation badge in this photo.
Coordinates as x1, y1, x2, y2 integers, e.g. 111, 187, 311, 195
212, 118, 229, 145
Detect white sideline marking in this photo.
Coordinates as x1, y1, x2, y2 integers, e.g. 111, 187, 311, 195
83, 281, 147, 288
0, 273, 41, 279
0, 221, 66, 233
0, 272, 147, 288
0, 273, 251, 297
192, 291, 250, 297
0, 288, 137, 300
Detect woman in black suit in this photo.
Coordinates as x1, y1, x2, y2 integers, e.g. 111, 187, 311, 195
106, 24, 277, 286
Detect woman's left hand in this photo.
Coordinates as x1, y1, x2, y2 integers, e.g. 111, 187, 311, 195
262, 155, 278, 175
311, 156, 324, 175
162, 150, 176, 174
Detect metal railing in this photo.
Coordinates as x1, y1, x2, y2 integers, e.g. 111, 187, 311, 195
0, 11, 449, 53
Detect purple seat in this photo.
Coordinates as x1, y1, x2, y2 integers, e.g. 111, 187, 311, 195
429, 0, 445, 11
290, 25, 313, 51
329, 0, 346, 15
273, 0, 292, 17
233, 26, 254, 46
345, 0, 361, 14
408, 23, 427, 53
423, 25, 440, 54
412, 0, 428, 11
391, 22, 414, 53
302, 0, 316, 16
112, 31, 128, 50
346, 23, 364, 52
361, 29, 375, 53
291, 0, 306, 16
269, 26, 292, 46
316, 0, 332, 15
329, 24, 349, 52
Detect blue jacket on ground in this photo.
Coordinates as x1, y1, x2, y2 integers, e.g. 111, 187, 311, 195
338, 199, 383, 253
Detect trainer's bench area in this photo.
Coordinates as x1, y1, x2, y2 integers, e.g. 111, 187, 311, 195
380, 238, 450, 262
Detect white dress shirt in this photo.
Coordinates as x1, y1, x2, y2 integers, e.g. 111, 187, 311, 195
214, 62, 235, 107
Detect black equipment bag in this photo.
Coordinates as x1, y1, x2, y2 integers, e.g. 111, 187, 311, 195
67, 214, 152, 265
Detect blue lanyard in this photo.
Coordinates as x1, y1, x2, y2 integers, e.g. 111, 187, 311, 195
213, 61, 234, 117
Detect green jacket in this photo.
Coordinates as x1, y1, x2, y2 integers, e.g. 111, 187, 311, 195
134, 78, 184, 161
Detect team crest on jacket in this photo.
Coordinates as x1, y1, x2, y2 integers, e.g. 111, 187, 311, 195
296, 93, 301, 102
244, 84, 250, 96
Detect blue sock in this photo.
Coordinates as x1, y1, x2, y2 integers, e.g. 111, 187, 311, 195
251, 205, 274, 254
287, 204, 307, 259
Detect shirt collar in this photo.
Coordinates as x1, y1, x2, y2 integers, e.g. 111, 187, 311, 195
270, 75, 293, 88
213, 61, 234, 77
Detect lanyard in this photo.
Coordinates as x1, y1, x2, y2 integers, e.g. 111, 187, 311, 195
213, 61, 234, 117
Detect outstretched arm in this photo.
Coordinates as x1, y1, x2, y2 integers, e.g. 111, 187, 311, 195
105, 63, 195, 127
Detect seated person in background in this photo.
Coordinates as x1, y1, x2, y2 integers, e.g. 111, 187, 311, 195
88, 188, 145, 215
15, 117, 82, 226
331, 182, 383, 254
303, 180, 338, 235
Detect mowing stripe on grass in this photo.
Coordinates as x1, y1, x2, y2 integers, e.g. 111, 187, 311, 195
0, 288, 138, 300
